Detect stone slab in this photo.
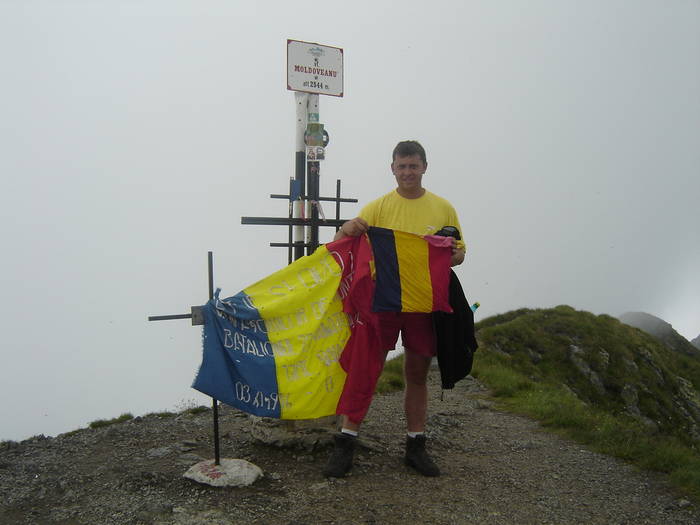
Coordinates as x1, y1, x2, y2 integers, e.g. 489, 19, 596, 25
183, 459, 263, 487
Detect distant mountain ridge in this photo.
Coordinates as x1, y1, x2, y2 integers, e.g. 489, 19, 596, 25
692, 334, 700, 350
618, 311, 699, 357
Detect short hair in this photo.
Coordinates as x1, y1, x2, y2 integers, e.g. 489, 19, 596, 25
392, 140, 427, 165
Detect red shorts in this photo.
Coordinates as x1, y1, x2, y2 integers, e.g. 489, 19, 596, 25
377, 312, 436, 357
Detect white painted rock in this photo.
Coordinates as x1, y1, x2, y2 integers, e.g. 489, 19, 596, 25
183, 458, 263, 487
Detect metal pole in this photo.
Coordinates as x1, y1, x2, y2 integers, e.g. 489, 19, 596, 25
307, 94, 320, 254
335, 179, 341, 232
147, 313, 192, 321
208, 251, 221, 465
294, 92, 308, 261
208, 252, 214, 301
287, 178, 294, 265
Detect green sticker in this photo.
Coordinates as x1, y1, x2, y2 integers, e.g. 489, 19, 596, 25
304, 123, 325, 146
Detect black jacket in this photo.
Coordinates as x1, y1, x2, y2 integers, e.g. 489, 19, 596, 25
433, 270, 478, 389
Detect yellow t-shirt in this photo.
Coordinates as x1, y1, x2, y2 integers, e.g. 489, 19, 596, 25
359, 189, 466, 251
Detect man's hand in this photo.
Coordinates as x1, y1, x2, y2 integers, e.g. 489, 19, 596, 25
451, 246, 465, 267
334, 217, 369, 240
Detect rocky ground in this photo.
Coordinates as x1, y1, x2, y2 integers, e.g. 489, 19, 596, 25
1, 372, 698, 525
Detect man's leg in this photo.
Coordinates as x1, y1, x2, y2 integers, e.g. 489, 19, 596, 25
401, 313, 441, 477
340, 415, 360, 432
322, 430, 357, 478
403, 351, 432, 432
403, 352, 440, 476
324, 315, 400, 478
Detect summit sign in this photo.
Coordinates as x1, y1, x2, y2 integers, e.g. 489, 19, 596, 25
287, 40, 344, 97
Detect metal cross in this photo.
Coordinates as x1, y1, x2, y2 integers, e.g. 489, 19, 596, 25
148, 179, 357, 465
147, 252, 220, 463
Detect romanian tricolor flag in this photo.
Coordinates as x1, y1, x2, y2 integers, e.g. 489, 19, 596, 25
192, 228, 453, 420
369, 227, 453, 313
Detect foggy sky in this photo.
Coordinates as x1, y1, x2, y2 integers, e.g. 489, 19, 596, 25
1, 0, 698, 441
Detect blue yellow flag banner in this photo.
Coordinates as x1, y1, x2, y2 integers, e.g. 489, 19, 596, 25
192, 228, 453, 421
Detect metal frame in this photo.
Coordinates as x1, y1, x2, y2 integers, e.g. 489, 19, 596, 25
242, 178, 356, 261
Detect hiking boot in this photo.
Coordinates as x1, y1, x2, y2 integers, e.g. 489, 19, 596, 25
404, 434, 440, 477
323, 433, 356, 478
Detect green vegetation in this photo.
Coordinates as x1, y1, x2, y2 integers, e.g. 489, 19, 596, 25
59, 429, 82, 437
184, 405, 210, 415
144, 411, 177, 419
85, 405, 208, 431
88, 413, 134, 429
472, 305, 700, 500
376, 354, 405, 393
40, 404, 211, 438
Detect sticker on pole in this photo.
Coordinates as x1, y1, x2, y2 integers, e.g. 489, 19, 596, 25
306, 146, 325, 161
287, 39, 344, 97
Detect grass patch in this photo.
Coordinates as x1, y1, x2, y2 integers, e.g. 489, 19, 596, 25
144, 411, 176, 419
0, 440, 19, 450
88, 413, 134, 429
472, 351, 534, 397
184, 406, 209, 415
59, 429, 82, 438
376, 354, 405, 393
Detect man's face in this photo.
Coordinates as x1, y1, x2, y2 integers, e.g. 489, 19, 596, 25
391, 154, 427, 194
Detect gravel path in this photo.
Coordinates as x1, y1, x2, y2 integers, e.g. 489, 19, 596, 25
1, 372, 697, 524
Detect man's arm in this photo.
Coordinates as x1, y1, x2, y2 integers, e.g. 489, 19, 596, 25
334, 217, 369, 241
451, 246, 465, 267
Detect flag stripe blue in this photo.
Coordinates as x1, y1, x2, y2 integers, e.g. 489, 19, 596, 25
368, 228, 402, 312
193, 291, 281, 418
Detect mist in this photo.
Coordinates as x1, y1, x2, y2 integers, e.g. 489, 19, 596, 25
1, 1, 698, 441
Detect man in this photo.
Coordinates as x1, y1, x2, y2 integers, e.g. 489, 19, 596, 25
324, 140, 465, 478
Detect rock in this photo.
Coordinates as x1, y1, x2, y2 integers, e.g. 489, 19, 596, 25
676, 377, 700, 416
177, 440, 201, 452
183, 459, 263, 487
621, 384, 639, 410
568, 345, 606, 395
248, 416, 333, 451
622, 358, 639, 374
638, 348, 665, 385
146, 446, 172, 458
527, 348, 543, 364
177, 453, 205, 464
